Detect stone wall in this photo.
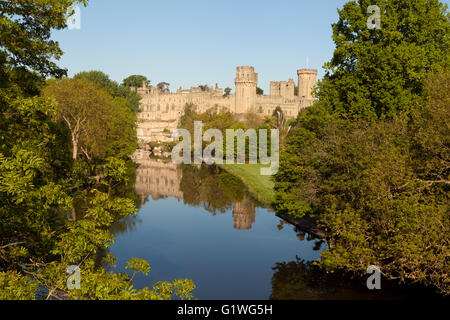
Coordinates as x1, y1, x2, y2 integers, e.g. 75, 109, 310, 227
136, 66, 317, 142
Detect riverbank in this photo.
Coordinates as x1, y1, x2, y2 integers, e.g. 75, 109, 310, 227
219, 163, 275, 207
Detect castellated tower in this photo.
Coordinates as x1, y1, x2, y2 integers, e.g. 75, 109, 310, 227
297, 69, 318, 100
235, 66, 258, 113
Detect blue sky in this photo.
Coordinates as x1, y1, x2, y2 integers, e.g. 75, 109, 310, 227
53, 0, 449, 93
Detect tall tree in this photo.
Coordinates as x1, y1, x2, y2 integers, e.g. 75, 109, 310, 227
223, 87, 232, 97
0, 0, 87, 77
317, 0, 449, 119
43, 78, 113, 160
43, 78, 137, 161
74, 71, 142, 113
256, 87, 264, 95
275, 0, 450, 295
0, 0, 195, 300
156, 82, 170, 92
122, 75, 150, 88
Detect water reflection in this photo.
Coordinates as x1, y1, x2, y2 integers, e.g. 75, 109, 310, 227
133, 155, 257, 230
270, 257, 442, 300
110, 154, 437, 300
135, 158, 183, 204
107, 154, 324, 299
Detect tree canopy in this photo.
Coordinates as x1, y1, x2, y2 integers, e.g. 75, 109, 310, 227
316, 0, 450, 119
0, 0, 195, 300
0, 0, 88, 77
122, 75, 150, 88
275, 0, 450, 295
42, 78, 138, 161
74, 71, 142, 113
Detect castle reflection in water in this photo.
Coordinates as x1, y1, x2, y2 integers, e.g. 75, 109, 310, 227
133, 151, 256, 230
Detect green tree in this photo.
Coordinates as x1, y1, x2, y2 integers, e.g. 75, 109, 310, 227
275, 0, 450, 295
156, 82, 170, 92
316, 0, 449, 119
223, 87, 232, 97
256, 87, 264, 95
0, 1, 195, 300
0, 0, 87, 78
43, 78, 107, 160
74, 71, 141, 113
122, 75, 150, 88
275, 72, 449, 295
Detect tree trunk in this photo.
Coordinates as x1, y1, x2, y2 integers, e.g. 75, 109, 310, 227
71, 208, 77, 221
72, 139, 78, 160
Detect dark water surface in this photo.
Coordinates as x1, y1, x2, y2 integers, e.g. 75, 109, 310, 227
108, 158, 442, 300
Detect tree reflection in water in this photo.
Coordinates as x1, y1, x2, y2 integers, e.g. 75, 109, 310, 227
270, 257, 443, 300
132, 158, 260, 230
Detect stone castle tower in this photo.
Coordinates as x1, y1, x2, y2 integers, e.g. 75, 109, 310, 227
234, 66, 258, 114
297, 69, 318, 99
136, 66, 317, 143
232, 195, 256, 230
270, 79, 295, 98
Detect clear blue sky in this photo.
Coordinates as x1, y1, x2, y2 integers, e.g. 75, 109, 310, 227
52, 0, 449, 93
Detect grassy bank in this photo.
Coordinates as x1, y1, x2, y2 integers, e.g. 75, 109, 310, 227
220, 163, 275, 206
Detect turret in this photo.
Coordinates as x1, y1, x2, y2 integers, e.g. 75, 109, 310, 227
270, 81, 280, 96
297, 69, 317, 100
287, 79, 295, 98
235, 66, 258, 113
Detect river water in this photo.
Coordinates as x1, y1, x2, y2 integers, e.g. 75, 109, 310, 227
108, 157, 441, 300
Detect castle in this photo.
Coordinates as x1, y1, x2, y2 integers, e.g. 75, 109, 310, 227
136, 66, 317, 142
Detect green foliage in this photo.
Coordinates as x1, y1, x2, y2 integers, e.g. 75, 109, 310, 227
156, 82, 170, 92
180, 165, 246, 215
0, 271, 38, 300
126, 258, 150, 276
74, 71, 142, 113
0, 0, 88, 77
256, 87, 264, 95
122, 75, 150, 88
223, 87, 232, 97
198, 84, 210, 92
275, 72, 449, 295
178, 103, 272, 161
317, 0, 450, 119
0, 0, 195, 300
221, 164, 275, 206
42, 78, 138, 162
275, 0, 450, 295
104, 157, 128, 183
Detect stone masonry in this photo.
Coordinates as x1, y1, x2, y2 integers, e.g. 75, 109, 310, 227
136, 66, 317, 143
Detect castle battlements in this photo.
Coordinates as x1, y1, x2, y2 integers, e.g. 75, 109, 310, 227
136, 66, 317, 143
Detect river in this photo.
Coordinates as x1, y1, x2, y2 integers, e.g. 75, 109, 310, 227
108, 157, 441, 300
